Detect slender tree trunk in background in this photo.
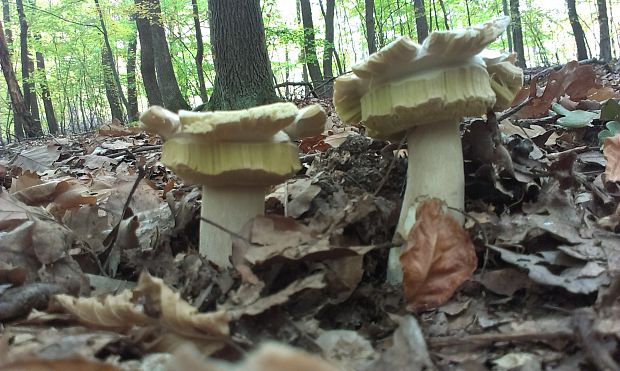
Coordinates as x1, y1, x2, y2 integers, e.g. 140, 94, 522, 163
134, 6, 163, 107
502, 0, 513, 52
15, 0, 42, 135
1, 0, 24, 138
465, 0, 471, 26
566, 0, 588, 60
143, 0, 189, 112
102, 48, 123, 122
365, 0, 376, 54
413, 0, 429, 42
126, 35, 139, 122
36, 49, 58, 134
299, 0, 325, 97
322, 0, 335, 97
191, 0, 208, 103
597, 0, 612, 60
95, 0, 129, 119
0, 21, 35, 138
208, 0, 278, 110
438, 0, 449, 29
509, 0, 526, 67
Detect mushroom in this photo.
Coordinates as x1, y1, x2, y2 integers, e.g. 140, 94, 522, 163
332, 17, 522, 283
140, 103, 326, 268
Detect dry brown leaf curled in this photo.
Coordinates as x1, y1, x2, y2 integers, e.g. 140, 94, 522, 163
603, 134, 620, 184
400, 199, 477, 311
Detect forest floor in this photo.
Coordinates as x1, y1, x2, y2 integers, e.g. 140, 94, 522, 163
0, 60, 620, 371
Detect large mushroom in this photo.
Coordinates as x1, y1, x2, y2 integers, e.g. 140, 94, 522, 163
333, 17, 523, 283
141, 103, 326, 268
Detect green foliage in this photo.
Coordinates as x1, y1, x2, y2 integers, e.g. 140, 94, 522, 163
0, 0, 611, 139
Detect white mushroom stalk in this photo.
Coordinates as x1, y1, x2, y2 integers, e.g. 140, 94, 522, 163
140, 103, 326, 268
332, 17, 523, 284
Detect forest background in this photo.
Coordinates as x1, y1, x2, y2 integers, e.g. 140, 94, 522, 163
0, 0, 617, 141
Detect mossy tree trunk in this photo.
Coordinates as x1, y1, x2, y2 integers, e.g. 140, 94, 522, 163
102, 48, 123, 122
191, 0, 208, 104
566, 0, 588, 61
127, 35, 139, 122
208, 0, 278, 110
35, 49, 59, 134
16, 0, 42, 136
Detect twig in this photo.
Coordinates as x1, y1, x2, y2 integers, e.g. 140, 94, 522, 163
199, 217, 251, 243
374, 136, 406, 196
497, 96, 534, 122
428, 330, 573, 348
546, 145, 588, 160
573, 309, 620, 371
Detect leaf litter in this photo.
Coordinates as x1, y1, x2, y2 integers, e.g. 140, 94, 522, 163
0, 63, 619, 370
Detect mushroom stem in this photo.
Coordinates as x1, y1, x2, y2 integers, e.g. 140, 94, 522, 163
200, 185, 266, 268
386, 120, 465, 284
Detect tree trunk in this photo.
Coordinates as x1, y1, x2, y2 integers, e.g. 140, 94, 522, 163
15, 0, 42, 134
509, 0, 527, 68
0, 20, 35, 138
1, 0, 23, 138
102, 48, 123, 122
208, 0, 278, 110
438, 0, 449, 29
143, 0, 189, 112
134, 4, 163, 107
322, 0, 335, 97
35, 49, 58, 134
413, 0, 429, 43
191, 0, 208, 103
502, 0, 513, 52
597, 0, 612, 61
95, 0, 129, 118
365, 0, 376, 54
127, 35, 139, 122
566, 0, 588, 60
299, 0, 325, 97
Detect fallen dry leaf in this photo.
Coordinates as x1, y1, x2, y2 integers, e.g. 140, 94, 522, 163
0, 358, 123, 371
53, 272, 230, 354
9, 144, 61, 173
400, 199, 477, 311
603, 134, 620, 183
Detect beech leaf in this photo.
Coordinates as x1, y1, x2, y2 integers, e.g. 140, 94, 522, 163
400, 199, 477, 311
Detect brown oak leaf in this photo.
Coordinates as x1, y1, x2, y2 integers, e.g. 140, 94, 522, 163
400, 199, 477, 311
604, 134, 620, 184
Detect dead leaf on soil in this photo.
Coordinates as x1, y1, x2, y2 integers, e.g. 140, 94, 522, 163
400, 199, 477, 311
98, 120, 134, 137
53, 272, 230, 354
513, 61, 598, 118
9, 144, 61, 173
0, 358, 123, 371
603, 134, 620, 183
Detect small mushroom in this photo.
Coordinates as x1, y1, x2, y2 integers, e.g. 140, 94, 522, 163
333, 17, 522, 283
141, 103, 326, 268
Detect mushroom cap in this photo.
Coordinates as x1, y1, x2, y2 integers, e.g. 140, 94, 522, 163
158, 103, 326, 187
334, 17, 521, 139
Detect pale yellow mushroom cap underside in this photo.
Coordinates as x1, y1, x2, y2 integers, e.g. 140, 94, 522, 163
333, 17, 523, 139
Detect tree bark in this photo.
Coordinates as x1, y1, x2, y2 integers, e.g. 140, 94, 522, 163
502, 0, 513, 52
0, 20, 35, 138
1, 0, 23, 138
35, 49, 58, 134
191, 0, 208, 103
143, 0, 189, 112
127, 35, 139, 122
15, 0, 42, 131
566, 0, 588, 60
95, 0, 129, 118
365, 0, 376, 54
322, 0, 335, 97
208, 0, 278, 110
299, 0, 325, 97
413, 0, 429, 43
134, 4, 163, 107
102, 48, 123, 122
509, 0, 527, 68
438, 0, 449, 29
597, 0, 612, 61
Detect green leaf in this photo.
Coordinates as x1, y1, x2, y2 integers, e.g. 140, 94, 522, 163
551, 103, 598, 128
598, 121, 620, 145
600, 99, 620, 122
